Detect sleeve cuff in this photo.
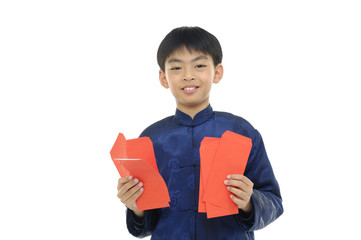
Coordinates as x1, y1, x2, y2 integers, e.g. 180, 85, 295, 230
126, 208, 145, 231
239, 208, 255, 221
236, 197, 255, 231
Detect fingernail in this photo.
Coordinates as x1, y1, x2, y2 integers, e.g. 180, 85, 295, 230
139, 182, 143, 187
227, 175, 231, 179
140, 188, 144, 192
134, 178, 139, 183
128, 176, 133, 180
227, 186, 230, 190
224, 180, 228, 185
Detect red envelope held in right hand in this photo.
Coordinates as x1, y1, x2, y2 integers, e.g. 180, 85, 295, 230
110, 133, 170, 211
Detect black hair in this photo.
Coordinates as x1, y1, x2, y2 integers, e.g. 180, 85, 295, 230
157, 26, 223, 72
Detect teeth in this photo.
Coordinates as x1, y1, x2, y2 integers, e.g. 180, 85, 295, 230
184, 87, 196, 90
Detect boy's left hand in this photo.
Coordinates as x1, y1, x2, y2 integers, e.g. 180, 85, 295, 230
224, 174, 254, 213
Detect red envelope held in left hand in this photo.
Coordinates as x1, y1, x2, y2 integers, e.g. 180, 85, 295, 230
199, 131, 252, 218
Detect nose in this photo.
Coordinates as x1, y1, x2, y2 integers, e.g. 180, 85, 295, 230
183, 67, 195, 81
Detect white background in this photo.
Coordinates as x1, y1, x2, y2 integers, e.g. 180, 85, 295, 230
1, 0, 360, 239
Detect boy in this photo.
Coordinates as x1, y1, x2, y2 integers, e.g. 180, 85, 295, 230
117, 26, 283, 239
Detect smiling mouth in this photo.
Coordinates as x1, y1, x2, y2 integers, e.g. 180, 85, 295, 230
182, 86, 199, 91
182, 86, 199, 94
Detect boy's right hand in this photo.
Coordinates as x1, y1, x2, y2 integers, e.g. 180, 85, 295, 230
117, 176, 145, 217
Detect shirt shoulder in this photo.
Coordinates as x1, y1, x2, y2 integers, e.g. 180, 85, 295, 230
214, 111, 259, 139
139, 115, 175, 138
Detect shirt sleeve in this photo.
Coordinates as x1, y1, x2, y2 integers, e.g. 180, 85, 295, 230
236, 129, 283, 231
126, 208, 161, 238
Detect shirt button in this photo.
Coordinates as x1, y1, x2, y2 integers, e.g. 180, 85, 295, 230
187, 174, 195, 190
168, 158, 180, 173
169, 191, 178, 207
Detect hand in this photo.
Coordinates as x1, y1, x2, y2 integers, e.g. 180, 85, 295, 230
117, 176, 145, 217
224, 174, 254, 213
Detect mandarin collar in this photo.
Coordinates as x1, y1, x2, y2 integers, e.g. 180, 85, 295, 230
174, 105, 214, 127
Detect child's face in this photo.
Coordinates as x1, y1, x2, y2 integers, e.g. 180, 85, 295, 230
159, 48, 223, 114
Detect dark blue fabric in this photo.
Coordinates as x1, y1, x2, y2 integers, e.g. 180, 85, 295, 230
126, 105, 283, 240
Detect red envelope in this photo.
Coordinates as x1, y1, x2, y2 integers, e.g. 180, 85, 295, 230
205, 203, 237, 218
198, 137, 219, 213
200, 131, 252, 218
110, 133, 170, 211
110, 133, 127, 159
127, 137, 159, 172
113, 158, 170, 210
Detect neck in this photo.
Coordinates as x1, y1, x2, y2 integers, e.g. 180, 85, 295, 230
177, 102, 209, 119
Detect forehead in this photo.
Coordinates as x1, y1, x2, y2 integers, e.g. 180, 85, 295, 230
166, 47, 212, 63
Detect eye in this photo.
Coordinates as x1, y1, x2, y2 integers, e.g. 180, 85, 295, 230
195, 64, 207, 68
170, 66, 181, 70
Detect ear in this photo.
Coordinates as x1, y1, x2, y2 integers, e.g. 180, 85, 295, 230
159, 69, 169, 89
213, 63, 224, 84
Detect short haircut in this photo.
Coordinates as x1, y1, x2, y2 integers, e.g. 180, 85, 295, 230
157, 26, 223, 72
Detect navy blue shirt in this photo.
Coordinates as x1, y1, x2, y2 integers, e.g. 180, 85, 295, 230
126, 105, 283, 240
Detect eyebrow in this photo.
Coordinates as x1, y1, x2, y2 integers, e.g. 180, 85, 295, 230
167, 55, 209, 64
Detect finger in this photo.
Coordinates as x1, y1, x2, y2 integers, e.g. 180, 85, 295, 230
224, 179, 248, 189
227, 175, 253, 187
240, 176, 253, 187
227, 174, 244, 180
228, 185, 252, 200
227, 186, 244, 199
117, 176, 133, 190
118, 178, 140, 199
119, 181, 143, 203
124, 186, 144, 209
118, 178, 140, 198
230, 194, 246, 208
